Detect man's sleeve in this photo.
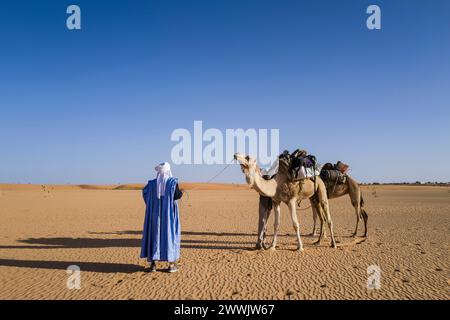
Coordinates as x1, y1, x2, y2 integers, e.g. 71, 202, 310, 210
174, 183, 183, 200
142, 183, 149, 204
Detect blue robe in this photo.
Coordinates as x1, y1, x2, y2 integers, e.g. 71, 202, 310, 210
140, 177, 180, 262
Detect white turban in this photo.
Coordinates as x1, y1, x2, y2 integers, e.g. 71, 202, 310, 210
155, 162, 173, 199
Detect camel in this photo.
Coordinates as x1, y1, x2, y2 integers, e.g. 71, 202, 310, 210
311, 175, 369, 238
234, 153, 337, 250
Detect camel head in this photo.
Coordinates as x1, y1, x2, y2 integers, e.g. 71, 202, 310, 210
234, 153, 260, 188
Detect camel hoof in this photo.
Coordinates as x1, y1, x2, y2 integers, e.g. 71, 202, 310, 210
331, 243, 337, 249
269, 246, 276, 251
296, 246, 304, 252
313, 240, 321, 246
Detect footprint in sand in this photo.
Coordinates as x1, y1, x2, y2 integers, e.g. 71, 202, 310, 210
286, 289, 295, 296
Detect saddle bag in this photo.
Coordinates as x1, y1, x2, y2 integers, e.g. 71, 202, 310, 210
320, 169, 346, 184
278, 149, 320, 181
336, 161, 349, 174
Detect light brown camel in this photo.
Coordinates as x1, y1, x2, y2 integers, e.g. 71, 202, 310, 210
311, 176, 369, 238
234, 153, 337, 250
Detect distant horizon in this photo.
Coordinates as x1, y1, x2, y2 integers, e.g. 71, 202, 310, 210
1, 179, 450, 186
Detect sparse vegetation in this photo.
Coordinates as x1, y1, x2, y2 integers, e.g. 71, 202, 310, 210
371, 187, 378, 198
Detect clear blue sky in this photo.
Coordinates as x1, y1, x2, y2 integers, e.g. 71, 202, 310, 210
0, 0, 449, 184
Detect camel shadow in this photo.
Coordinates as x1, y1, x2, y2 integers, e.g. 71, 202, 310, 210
0, 228, 363, 251
0, 230, 260, 273
0, 258, 142, 274
0, 228, 338, 252
89, 230, 259, 237
0, 237, 141, 249
0, 231, 255, 250
90, 230, 311, 238
89, 230, 142, 236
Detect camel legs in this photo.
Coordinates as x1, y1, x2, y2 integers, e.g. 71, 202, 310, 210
256, 199, 271, 249
269, 203, 281, 250
288, 199, 303, 251
322, 199, 337, 248
310, 200, 319, 237
311, 201, 327, 239
315, 188, 337, 248
350, 191, 361, 237
312, 200, 326, 245
361, 208, 368, 237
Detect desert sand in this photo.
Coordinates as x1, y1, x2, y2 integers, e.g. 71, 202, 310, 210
0, 183, 448, 300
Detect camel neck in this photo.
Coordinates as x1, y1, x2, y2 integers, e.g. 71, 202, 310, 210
251, 171, 278, 197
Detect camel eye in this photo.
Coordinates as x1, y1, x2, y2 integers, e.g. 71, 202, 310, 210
245, 156, 250, 161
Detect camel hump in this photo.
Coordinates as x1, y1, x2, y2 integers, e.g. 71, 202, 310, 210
322, 162, 335, 171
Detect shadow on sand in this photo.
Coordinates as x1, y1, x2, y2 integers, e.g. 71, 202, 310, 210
0, 258, 142, 274
0, 230, 259, 251
0, 230, 259, 274
0, 230, 366, 274
0, 229, 345, 251
88, 230, 258, 237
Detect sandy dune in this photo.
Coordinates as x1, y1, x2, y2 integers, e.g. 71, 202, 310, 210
0, 184, 448, 299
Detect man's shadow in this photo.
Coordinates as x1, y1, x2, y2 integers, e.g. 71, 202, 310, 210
0, 230, 260, 273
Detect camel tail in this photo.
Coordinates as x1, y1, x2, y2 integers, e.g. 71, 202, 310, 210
360, 193, 365, 208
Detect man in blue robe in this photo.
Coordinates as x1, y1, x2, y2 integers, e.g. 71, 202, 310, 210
140, 162, 183, 273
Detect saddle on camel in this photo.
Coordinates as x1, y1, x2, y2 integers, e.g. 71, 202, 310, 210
279, 149, 350, 192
